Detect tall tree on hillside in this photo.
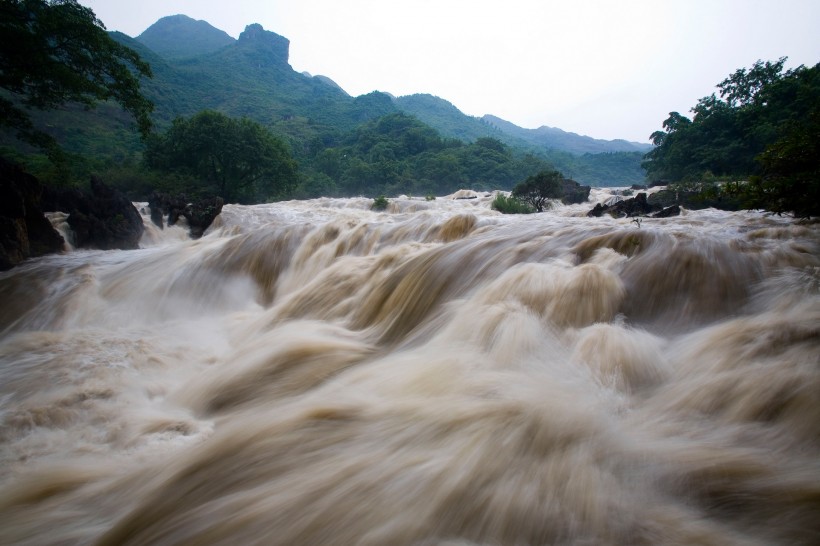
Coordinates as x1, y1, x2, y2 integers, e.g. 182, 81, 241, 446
0, 0, 153, 157
145, 110, 299, 203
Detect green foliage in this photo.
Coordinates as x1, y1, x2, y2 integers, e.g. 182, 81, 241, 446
299, 113, 555, 197
511, 170, 564, 212
644, 58, 820, 215
425, 193, 436, 201
0, 0, 153, 157
371, 195, 389, 210
491, 194, 535, 214
145, 110, 298, 203
394, 95, 648, 186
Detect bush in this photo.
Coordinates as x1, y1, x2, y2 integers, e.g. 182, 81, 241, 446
491, 193, 535, 214
371, 195, 389, 210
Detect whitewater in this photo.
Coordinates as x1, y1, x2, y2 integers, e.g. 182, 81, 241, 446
0, 189, 818, 545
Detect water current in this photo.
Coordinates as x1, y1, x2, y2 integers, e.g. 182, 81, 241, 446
0, 189, 818, 545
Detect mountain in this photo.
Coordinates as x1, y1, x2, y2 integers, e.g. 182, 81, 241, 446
394, 94, 650, 156
394, 94, 509, 143
3, 16, 648, 189
482, 115, 651, 155
112, 24, 397, 140
392, 94, 647, 185
136, 14, 235, 59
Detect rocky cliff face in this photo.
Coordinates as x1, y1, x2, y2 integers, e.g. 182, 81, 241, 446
237, 24, 290, 66
0, 158, 64, 271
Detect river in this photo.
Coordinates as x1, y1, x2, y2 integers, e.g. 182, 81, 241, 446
0, 190, 818, 545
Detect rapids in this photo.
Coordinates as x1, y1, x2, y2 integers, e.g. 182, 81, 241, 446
0, 190, 818, 545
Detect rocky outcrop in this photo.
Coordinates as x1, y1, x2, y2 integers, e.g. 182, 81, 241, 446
237, 23, 290, 66
587, 192, 655, 218
42, 177, 144, 250
652, 205, 681, 218
0, 158, 65, 270
148, 192, 224, 239
561, 179, 591, 205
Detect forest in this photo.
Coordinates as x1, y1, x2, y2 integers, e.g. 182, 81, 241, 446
644, 58, 819, 216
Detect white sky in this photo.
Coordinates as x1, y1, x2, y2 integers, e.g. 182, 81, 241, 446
79, 0, 819, 143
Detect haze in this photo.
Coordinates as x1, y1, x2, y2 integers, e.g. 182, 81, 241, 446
79, 0, 819, 143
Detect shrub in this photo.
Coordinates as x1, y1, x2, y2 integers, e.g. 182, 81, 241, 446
371, 195, 389, 210
491, 193, 535, 214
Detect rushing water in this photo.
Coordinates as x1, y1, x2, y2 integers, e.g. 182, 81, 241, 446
0, 190, 818, 545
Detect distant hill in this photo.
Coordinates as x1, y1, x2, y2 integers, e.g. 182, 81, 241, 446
393, 94, 650, 156
393, 94, 647, 185
136, 14, 235, 59
394, 94, 509, 143
482, 115, 651, 155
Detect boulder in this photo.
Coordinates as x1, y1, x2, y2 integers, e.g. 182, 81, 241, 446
148, 192, 224, 239
561, 179, 592, 205
0, 158, 64, 270
652, 204, 681, 218
587, 192, 656, 218
43, 176, 144, 250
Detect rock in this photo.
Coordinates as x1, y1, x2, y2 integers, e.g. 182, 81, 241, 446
561, 179, 592, 205
186, 196, 224, 239
148, 192, 224, 239
587, 192, 656, 218
631, 184, 648, 190
43, 177, 144, 250
0, 158, 64, 270
652, 205, 681, 218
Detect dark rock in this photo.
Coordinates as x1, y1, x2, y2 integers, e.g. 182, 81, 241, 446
0, 158, 64, 270
631, 184, 648, 190
587, 192, 656, 218
148, 192, 224, 239
43, 177, 144, 250
186, 196, 224, 239
561, 179, 592, 205
652, 204, 681, 218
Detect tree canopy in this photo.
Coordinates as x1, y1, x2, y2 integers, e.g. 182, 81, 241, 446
145, 110, 298, 203
511, 170, 564, 212
643, 58, 819, 215
0, 0, 153, 156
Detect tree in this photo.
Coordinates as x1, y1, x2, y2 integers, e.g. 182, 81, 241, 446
512, 170, 564, 212
643, 59, 819, 215
145, 110, 298, 203
0, 0, 153, 157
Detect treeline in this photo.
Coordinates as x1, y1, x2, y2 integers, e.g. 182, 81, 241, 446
296, 113, 553, 198
644, 58, 819, 216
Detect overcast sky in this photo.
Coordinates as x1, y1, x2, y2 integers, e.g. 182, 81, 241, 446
79, 0, 819, 143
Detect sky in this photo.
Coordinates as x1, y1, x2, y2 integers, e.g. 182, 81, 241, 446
79, 0, 819, 143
